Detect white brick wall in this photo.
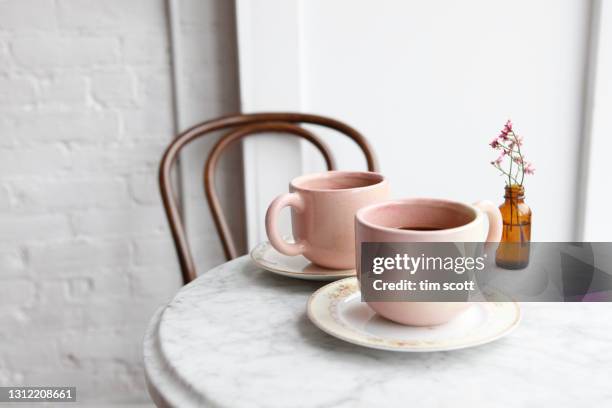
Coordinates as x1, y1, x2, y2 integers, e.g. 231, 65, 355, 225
0, 0, 241, 405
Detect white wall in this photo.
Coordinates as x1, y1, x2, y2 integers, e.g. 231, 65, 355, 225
0, 0, 240, 404
301, 0, 589, 241
170, 0, 245, 273
239, 0, 600, 243
582, 0, 612, 241
236, 0, 306, 247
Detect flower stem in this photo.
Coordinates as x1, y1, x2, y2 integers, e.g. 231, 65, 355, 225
511, 130, 526, 185
508, 146, 513, 186
492, 163, 521, 184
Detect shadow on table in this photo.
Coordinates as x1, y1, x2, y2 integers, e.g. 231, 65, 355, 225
294, 311, 509, 365
245, 266, 328, 295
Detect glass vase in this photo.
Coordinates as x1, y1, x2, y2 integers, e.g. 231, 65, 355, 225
495, 184, 532, 269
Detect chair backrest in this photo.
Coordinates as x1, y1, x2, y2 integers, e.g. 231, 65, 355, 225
159, 112, 378, 284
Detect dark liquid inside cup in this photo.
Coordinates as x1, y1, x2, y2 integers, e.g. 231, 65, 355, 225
396, 226, 445, 231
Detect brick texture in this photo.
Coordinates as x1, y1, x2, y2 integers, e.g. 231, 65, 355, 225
0, 0, 240, 404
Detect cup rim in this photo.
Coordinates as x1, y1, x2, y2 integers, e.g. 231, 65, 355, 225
290, 170, 386, 193
355, 198, 481, 235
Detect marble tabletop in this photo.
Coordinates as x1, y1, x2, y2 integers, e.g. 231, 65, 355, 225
143, 256, 612, 408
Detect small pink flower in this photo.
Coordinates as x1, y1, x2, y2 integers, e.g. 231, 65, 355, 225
508, 135, 522, 150
513, 135, 523, 147
489, 120, 534, 183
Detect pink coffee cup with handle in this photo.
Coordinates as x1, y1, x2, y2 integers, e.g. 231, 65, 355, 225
266, 171, 390, 269
355, 198, 502, 326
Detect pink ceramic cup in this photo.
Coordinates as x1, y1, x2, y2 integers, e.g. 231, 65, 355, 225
265, 171, 390, 269
355, 198, 502, 326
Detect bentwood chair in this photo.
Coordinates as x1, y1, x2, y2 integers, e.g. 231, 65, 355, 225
159, 112, 379, 284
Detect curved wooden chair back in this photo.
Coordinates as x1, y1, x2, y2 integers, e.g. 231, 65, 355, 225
159, 112, 378, 284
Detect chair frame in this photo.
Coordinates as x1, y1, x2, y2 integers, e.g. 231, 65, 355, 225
159, 112, 378, 284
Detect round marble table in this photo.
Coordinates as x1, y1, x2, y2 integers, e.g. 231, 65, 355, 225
144, 256, 612, 408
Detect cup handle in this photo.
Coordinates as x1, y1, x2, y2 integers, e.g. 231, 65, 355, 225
473, 200, 503, 243
265, 193, 308, 256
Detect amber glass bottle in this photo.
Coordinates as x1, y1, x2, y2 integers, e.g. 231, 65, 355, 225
495, 184, 531, 269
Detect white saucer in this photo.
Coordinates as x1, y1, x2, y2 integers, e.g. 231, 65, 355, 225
307, 277, 521, 352
250, 241, 356, 281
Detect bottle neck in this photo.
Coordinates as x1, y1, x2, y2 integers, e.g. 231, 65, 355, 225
504, 184, 525, 201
